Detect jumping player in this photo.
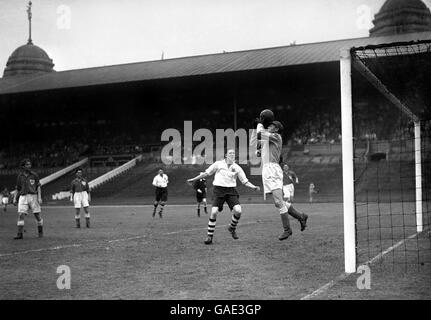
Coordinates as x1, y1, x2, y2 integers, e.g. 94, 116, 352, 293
282, 164, 299, 203
251, 113, 308, 241
13, 159, 43, 239
187, 149, 260, 245
70, 168, 91, 228
152, 169, 168, 218
1, 187, 10, 212
193, 176, 208, 217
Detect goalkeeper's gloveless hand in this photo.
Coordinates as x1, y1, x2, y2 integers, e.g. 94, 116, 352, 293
251, 117, 261, 129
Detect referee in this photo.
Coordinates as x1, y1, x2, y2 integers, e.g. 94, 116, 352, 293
152, 169, 169, 218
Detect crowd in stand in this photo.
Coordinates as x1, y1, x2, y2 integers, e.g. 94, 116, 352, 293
0, 141, 87, 169
0, 133, 149, 169
2, 102, 428, 169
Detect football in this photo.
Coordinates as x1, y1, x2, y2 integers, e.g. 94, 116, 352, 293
259, 109, 274, 128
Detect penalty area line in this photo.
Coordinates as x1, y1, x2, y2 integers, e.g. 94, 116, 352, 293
300, 229, 427, 300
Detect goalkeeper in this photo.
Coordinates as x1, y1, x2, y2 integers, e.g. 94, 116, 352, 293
250, 111, 308, 240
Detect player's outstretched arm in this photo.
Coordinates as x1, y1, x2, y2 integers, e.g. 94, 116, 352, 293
244, 181, 260, 192
236, 166, 260, 191
187, 172, 209, 185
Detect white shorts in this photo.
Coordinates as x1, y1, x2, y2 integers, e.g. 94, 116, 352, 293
2, 197, 9, 205
283, 184, 295, 199
18, 194, 41, 214
262, 162, 283, 194
73, 191, 89, 209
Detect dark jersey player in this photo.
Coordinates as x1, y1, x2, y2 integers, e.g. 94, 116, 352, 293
193, 177, 208, 217
13, 159, 43, 239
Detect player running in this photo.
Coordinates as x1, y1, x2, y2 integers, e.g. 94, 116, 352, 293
13, 159, 43, 239
70, 168, 91, 228
193, 177, 208, 217
1, 187, 10, 212
282, 164, 299, 203
187, 149, 260, 245
152, 169, 168, 218
251, 111, 308, 241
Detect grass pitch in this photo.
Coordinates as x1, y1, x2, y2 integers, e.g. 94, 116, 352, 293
0, 202, 429, 300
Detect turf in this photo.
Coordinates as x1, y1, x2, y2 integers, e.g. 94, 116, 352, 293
0, 202, 429, 300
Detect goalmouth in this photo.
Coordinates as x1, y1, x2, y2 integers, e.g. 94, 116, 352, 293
340, 40, 431, 273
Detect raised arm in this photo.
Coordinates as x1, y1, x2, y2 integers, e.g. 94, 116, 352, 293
187, 163, 217, 185
250, 123, 264, 147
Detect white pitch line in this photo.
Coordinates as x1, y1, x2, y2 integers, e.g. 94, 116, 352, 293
0, 244, 83, 257
301, 273, 350, 300
300, 229, 428, 300
0, 221, 260, 257
42, 203, 273, 209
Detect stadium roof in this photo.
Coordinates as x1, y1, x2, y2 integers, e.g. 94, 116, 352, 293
0, 31, 430, 95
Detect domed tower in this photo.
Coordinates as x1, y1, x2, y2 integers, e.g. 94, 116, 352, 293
2, 1, 55, 77
370, 0, 431, 36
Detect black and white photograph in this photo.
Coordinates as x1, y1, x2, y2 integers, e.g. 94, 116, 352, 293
0, 0, 430, 307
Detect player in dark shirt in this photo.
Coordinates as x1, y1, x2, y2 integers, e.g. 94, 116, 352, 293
282, 164, 299, 203
13, 159, 43, 239
193, 177, 208, 217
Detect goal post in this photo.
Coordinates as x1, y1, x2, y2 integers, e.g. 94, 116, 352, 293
340, 39, 431, 273
340, 48, 356, 273
415, 120, 423, 233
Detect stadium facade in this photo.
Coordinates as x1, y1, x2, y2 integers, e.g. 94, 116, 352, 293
0, 0, 431, 170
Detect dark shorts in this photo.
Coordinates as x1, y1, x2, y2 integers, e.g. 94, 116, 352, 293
212, 186, 240, 211
196, 191, 207, 203
155, 187, 168, 202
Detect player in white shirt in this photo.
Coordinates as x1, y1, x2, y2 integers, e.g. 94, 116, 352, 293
152, 169, 169, 218
187, 149, 260, 245
1, 187, 10, 212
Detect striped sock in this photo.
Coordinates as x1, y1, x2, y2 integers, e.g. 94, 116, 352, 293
159, 204, 165, 215
230, 214, 240, 230
207, 218, 216, 237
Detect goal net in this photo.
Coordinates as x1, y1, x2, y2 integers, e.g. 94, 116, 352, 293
340, 40, 431, 273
